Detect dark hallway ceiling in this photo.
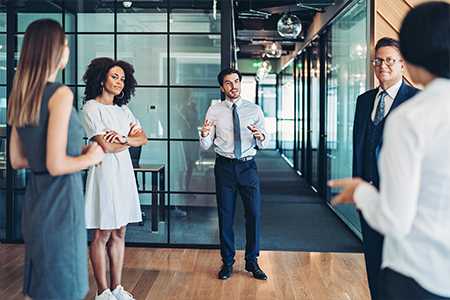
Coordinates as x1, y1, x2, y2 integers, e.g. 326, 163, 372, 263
234, 0, 335, 59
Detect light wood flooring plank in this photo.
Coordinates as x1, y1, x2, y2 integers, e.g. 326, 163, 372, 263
0, 244, 370, 300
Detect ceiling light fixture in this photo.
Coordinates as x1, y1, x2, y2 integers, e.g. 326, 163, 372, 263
277, 14, 302, 39
265, 42, 282, 59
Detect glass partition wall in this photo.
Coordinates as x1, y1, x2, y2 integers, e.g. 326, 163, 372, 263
0, 7, 6, 240
1, 0, 223, 246
276, 0, 367, 237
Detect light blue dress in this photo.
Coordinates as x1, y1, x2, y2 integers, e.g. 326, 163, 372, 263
82, 100, 142, 229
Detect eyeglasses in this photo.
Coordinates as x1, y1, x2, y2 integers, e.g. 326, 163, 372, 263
372, 58, 402, 66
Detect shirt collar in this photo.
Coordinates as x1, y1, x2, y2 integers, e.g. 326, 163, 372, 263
378, 79, 403, 99
225, 97, 242, 109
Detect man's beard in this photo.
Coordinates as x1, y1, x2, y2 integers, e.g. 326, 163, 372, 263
228, 89, 240, 99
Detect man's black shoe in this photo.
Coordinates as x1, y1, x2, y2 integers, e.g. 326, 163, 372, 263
218, 263, 233, 279
245, 261, 267, 280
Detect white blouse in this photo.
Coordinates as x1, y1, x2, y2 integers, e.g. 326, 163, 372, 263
355, 78, 450, 297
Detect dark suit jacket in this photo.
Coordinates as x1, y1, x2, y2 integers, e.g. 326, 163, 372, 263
352, 80, 420, 178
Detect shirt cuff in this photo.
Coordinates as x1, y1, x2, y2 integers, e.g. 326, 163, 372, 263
354, 182, 378, 209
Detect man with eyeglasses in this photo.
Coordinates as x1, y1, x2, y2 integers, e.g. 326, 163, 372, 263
352, 37, 420, 300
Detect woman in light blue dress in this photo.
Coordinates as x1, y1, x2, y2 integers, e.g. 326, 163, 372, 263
82, 57, 147, 300
8, 19, 104, 300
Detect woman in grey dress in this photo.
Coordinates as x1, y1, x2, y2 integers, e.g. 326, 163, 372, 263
7, 19, 104, 300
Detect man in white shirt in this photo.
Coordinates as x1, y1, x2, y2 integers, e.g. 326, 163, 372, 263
352, 37, 420, 300
200, 68, 268, 280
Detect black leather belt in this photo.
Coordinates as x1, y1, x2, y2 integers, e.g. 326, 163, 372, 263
217, 154, 254, 164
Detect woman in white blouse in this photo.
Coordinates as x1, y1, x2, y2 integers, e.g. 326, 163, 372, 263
328, 2, 450, 299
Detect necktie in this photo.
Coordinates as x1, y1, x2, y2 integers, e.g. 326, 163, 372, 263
374, 91, 387, 125
233, 104, 241, 159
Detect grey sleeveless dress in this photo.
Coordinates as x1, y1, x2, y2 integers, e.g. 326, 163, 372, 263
16, 82, 89, 299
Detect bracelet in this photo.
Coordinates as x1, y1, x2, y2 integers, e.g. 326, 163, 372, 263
123, 135, 128, 145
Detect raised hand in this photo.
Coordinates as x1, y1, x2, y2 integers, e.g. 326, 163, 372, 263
201, 119, 216, 137
327, 178, 365, 206
247, 124, 265, 141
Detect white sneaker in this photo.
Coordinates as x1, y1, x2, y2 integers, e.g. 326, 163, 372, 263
95, 289, 118, 300
112, 285, 135, 300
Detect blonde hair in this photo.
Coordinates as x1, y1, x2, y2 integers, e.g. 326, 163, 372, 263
7, 19, 66, 127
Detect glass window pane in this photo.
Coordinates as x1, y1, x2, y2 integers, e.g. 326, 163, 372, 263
118, 10, 168, 32
77, 35, 114, 84
117, 35, 167, 85
170, 35, 220, 86
170, 194, 219, 245
0, 35, 5, 84
0, 13, 6, 31
170, 10, 220, 33
326, 0, 367, 234
17, 13, 62, 32
0, 86, 6, 126
123, 141, 168, 243
14, 193, 25, 239
65, 12, 76, 32
170, 140, 215, 193
126, 87, 167, 139
169, 87, 221, 139
77, 13, 114, 32
65, 34, 77, 85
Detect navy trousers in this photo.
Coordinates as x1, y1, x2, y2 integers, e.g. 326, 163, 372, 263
214, 155, 261, 265
381, 268, 450, 299
360, 212, 384, 300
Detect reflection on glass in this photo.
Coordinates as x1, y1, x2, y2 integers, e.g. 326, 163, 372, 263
77, 35, 114, 84
0, 14, 6, 31
127, 141, 168, 242
169, 140, 215, 194
260, 83, 276, 149
0, 86, 6, 126
65, 12, 76, 32
0, 35, 6, 84
310, 42, 320, 188
118, 11, 167, 32
169, 35, 220, 85
169, 88, 220, 139
17, 13, 62, 32
14, 193, 25, 239
296, 58, 305, 173
117, 35, 167, 85
77, 13, 114, 32
326, 0, 367, 234
65, 34, 77, 85
279, 63, 295, 163
127, 87, 167, 139
170, 194, 219, 245
170, 10, 221, 33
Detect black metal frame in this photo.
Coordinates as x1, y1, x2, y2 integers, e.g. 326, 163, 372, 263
0, 0, 230, 248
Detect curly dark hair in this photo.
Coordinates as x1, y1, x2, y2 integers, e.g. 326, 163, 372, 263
82, 57, 137, 106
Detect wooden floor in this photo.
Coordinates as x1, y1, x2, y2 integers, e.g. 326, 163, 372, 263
0, 244, 370, 300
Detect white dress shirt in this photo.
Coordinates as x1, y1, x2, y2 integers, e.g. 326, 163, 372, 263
200, 98, 269, 158
371, 79, 402, 121
354, 78, 450, 297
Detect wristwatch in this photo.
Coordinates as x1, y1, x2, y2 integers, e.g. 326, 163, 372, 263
123, 135, 128, 145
